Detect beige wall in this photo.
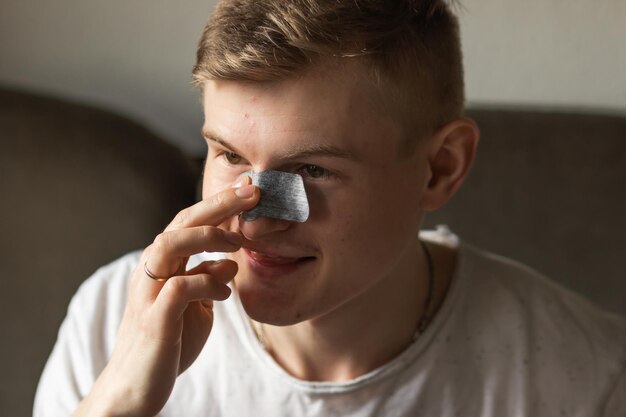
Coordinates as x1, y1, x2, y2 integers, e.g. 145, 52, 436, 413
462, 0, 626, 111
1, 0, 625, 154
0, 0, 212, 153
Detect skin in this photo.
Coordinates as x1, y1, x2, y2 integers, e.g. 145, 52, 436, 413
73, 61, 478, 417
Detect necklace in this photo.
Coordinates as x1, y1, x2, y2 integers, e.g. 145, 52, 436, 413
252, 239, 436, 349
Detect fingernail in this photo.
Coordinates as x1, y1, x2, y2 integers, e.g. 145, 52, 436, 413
210, 259, 233, 268
232, 176, 250, 189
212, 258, 229, 265
235, 184, 255, 198
224, 230, 242, 245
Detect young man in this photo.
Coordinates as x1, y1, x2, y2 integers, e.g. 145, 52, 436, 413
35, 1, 625, 416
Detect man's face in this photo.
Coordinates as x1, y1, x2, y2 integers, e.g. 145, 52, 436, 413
202, 63, 430, 326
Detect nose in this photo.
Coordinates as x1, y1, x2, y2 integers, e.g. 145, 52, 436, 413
238, 215, 293, 240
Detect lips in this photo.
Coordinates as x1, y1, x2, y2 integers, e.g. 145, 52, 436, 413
247, 250, 303, 265
242, 245, 316, 278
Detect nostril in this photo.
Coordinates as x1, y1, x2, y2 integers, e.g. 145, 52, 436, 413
238, 215, 293, 241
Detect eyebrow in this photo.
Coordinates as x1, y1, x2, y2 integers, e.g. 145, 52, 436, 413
201, 128, 360, 162
202, 128, 247, 157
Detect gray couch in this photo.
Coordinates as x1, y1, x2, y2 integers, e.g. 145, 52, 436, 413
1, 86, 624, 416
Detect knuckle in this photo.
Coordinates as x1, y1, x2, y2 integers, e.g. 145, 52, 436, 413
210, 191, 228, 209
164, 276, 187, 297
153, 232, 172, 254
196, 274, 212, 290
172, 208, 189, 227
199, 225, 218, 240
140, 245, 153, 263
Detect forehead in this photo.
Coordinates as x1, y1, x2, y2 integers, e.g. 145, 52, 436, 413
201, 63, 402, 159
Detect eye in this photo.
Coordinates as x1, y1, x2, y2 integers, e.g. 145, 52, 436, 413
223, 151, 243, 165
299, 164, 331, 179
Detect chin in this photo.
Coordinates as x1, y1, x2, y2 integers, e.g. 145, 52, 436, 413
235, 282, 312, 326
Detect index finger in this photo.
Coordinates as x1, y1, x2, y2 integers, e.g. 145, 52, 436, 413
166, 178, 259, 232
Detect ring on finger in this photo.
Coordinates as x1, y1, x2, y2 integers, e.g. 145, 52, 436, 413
144, 261, 171, 282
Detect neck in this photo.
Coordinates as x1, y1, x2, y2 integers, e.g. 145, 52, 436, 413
252, 238, 436, 382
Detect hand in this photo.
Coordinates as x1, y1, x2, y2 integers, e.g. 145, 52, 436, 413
73, 178, 259, 417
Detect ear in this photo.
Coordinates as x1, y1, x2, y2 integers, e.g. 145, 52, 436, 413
419, 117, 479, 212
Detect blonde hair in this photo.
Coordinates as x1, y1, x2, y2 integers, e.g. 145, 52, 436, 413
193, 0, 465, 151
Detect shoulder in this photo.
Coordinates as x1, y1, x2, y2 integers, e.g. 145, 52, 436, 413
460, 243, 626, 346
453, 243, 626, 407
56, 250, 144, 359
66, 251, 141, 349
34, 251, 142, 416
70, 250, 140, 312
461, 243, 625, 334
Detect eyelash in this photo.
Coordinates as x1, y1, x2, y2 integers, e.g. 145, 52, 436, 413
218, 151, 334, 180
223, 151, 243, 165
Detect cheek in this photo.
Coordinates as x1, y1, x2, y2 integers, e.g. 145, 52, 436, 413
320, 173, 421, 261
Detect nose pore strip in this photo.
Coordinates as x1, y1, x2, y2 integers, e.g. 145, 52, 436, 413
241, 170, 310, 223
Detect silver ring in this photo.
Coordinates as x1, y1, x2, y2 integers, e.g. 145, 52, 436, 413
144, 261, 169, 282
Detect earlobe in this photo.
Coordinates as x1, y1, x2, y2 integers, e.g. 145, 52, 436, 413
419, 117, 479, 211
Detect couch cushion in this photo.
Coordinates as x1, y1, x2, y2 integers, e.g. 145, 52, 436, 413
424, 107, 626, 316
0, 86, 200, 416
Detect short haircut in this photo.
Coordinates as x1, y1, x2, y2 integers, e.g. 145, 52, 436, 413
193, 0, 465, 152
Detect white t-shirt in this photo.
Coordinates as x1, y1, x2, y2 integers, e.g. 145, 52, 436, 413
34, 229, 626, 416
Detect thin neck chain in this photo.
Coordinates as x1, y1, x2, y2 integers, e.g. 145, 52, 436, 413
253, 239, 436, 349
